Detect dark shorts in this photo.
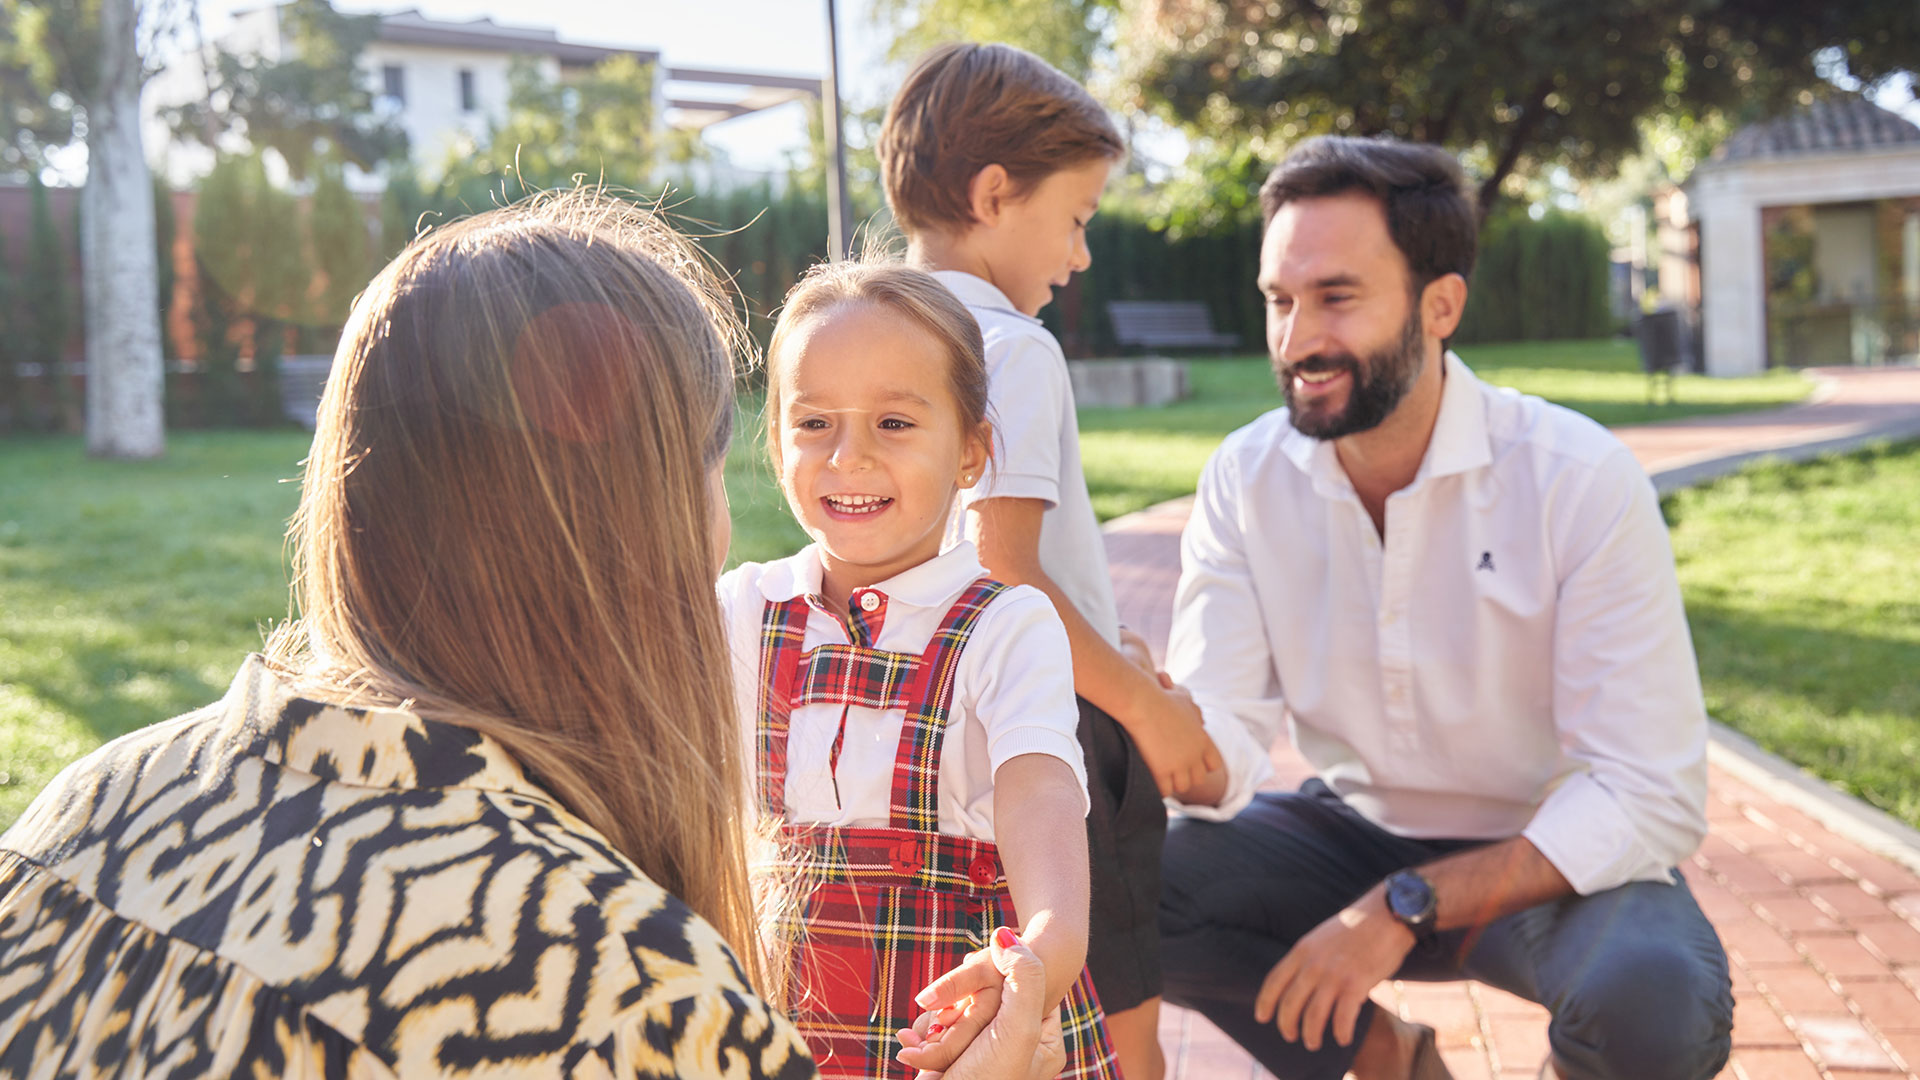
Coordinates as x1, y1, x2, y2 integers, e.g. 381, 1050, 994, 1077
1077, 695, 1166, 1013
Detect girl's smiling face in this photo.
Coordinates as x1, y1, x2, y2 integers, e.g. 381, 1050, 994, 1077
774, 300, 989, 595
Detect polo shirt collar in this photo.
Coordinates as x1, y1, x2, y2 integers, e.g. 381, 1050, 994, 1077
755, 541, 990, 612
217, 654, 554, 801
930, 270, 1041, 326
1277, 350, 1492, 493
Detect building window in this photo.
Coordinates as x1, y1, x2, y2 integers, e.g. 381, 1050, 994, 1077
382, 64, 405, 105
459, 68, 475, 112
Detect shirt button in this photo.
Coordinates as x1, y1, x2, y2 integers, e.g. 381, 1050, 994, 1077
858, 591, 881, 612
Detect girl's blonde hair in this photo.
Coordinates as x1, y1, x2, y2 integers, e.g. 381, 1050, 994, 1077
267, 189, 764, 988
763, 259, 992, 467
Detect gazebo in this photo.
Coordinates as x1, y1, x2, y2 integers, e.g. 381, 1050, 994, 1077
1687, 97, 1920, 376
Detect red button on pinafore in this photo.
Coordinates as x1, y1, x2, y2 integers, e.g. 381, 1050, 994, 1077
967, 855, 998, 887
891, 838, 921, 875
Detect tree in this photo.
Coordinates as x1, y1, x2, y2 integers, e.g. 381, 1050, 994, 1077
153, 174, 176, 363
869, 0, 1122, 82
449, 54, 657, 191
247, 166, 305, 423
2, 0, 177, 457
192, 156, 247, 424
307, 160, 372, 347
81, 0, 165, 456
163, 0, 406, 181
23, 174, 74, 432
0, 229, 15, 431
1126, 0, 1917, 222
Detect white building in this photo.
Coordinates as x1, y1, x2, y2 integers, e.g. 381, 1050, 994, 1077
146, 4, 819, 191
1683, 97, 1920, 375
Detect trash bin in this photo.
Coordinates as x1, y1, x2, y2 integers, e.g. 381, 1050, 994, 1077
1633, 308, 1686, 376
1633, 308, 1686, 404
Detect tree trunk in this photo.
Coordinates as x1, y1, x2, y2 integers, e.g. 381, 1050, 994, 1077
1476, 78, 1553, 227
84, 0, 165, 459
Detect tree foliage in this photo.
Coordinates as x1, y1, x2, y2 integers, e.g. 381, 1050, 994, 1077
163, 0, 406, 180
24, 174, 74, 429
0, 0, 189, 172
308, 161, 371, 332
1125, 0, 1917, 221
446, 55, 656, 192
153, 174, 175, 360
191, 155, 250, 422
869, 0, 1122, 81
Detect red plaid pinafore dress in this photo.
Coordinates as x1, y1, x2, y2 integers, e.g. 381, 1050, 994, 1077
754, 578, 1120, 1080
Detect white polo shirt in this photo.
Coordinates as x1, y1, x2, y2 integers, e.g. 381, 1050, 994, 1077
718, 541, 1090, 839
934, 270, 1123, 647
1167, 353, 1711, 897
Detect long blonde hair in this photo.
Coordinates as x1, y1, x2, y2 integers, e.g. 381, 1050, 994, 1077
268, 190, 763, 986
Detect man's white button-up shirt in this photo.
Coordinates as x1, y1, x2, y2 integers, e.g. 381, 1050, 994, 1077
1167, 353, 1710, 896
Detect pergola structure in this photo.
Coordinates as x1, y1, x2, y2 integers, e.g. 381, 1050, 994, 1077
1688, 97, 1920, 376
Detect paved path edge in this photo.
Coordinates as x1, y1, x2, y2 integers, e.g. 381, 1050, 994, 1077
1647, 417, 1920, 494
1706, 721, 1920, 875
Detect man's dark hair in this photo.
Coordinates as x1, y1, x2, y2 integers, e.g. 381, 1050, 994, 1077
1259, 135, 1478, 292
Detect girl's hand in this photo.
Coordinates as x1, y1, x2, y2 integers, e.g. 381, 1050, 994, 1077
895, 928, 1066, 1080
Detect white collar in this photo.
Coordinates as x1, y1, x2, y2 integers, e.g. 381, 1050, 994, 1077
930, 270, 1041, 326
755, 540, 992, 610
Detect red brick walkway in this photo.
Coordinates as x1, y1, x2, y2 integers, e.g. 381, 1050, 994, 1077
1103, 366, 1920, 1080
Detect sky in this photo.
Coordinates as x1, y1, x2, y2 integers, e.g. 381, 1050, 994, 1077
193, 0, 898, 173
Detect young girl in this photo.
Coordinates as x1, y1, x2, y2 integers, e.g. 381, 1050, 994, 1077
718, 261, 1119, 1080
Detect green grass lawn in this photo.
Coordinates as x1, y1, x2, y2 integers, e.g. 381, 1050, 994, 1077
0, 432, 312, 828
0, 339, 1820, 831
1666, 440, 1920, 827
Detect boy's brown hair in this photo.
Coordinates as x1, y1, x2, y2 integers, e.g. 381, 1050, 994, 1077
878, 42, 1123, 235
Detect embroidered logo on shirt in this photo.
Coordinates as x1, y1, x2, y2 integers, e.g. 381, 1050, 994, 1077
1476, 551, 1495, 572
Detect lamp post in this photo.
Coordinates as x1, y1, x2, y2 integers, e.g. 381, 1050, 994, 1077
823, 0, 855, 260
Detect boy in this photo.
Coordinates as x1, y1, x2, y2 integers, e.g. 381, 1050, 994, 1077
878, 42, 1222, 1080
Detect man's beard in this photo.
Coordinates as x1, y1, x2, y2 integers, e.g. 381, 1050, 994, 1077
1277, 308, 1427, 440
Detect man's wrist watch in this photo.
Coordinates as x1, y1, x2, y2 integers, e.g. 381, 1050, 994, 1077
1384, 869, 1438, 948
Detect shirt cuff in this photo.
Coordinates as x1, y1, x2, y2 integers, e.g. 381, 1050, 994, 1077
969, 471, 1060, 507
990, 727, 1092, 817
1522, 771, 1673, 895
1166, 702, 1274, 822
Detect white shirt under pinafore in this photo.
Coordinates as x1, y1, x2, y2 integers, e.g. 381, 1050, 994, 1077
718, 541, 1091, 841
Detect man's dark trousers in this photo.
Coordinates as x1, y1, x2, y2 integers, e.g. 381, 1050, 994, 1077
1160, 781, 1733, 1080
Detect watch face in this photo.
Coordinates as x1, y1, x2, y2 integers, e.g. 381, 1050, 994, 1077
1386, 872, 1435, 925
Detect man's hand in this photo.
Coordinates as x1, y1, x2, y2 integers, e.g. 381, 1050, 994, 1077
1254, 888, 1415, 1052
1127, 683, 1224, 797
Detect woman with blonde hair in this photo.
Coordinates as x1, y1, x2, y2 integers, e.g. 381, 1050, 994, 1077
0, 191, 1056, 1079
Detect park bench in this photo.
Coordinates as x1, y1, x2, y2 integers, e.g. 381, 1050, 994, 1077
1107, 300, 1239, 353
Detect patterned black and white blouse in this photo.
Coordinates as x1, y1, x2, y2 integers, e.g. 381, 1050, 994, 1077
0, 655, 813, 1079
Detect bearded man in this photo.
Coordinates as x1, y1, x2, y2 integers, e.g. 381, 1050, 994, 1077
1157, 136, 1733, 1080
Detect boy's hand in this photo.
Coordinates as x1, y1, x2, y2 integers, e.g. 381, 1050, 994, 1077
1128, 683, 1224, 797
1118, 626, 1157, 675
